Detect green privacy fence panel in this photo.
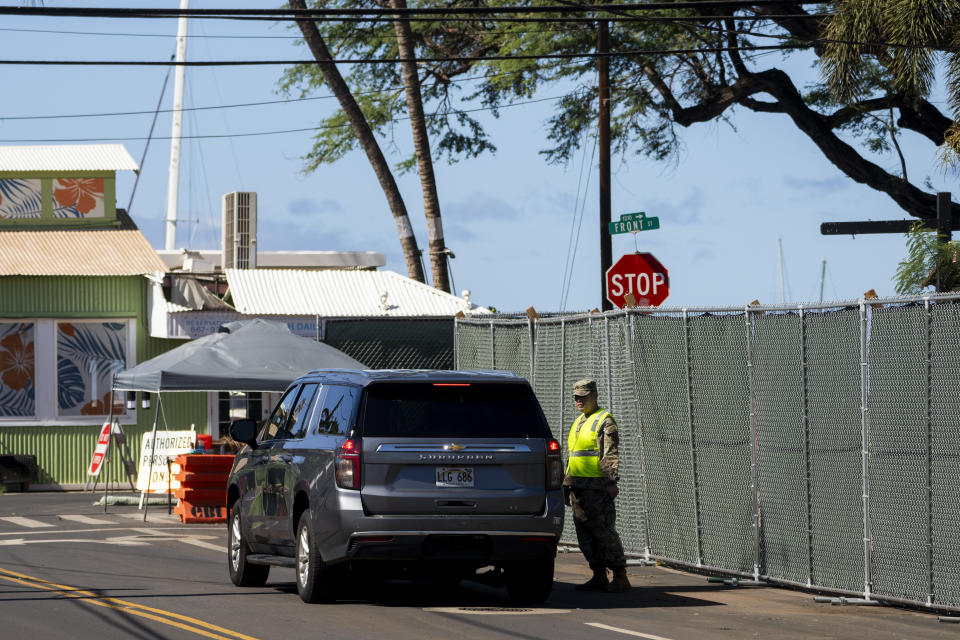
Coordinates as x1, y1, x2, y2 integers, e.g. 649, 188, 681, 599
606, 315, 647, 556
633, 313, 698, 563
752, 312, 809, 585
456, 294, 960, 612
803, 308, 864, 594
929, 303, 960, 607
322, 317, 454, 370
688, 313, 753, 574
869, 305, 929, 602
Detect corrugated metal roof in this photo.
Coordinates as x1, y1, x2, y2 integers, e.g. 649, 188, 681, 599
0, 230, 167, 275
0, 144, 139, 172
225, 268, 491, 317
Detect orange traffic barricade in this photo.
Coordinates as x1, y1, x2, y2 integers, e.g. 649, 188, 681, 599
172, 453, 235, 523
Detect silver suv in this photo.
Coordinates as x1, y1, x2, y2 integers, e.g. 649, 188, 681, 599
225, 370, 565, 604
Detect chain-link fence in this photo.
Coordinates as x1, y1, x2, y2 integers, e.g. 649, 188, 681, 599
320, 317, 454, 370
455, 294, 960, 612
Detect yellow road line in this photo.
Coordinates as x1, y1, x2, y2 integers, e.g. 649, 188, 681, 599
0, 567, 261, 640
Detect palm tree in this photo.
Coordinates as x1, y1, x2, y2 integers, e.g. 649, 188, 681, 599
388, 0, 451, 292
290, 0, 426, 283
820, 0, 960, 167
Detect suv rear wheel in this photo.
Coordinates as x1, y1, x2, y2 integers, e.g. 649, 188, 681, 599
505, 558, 554, 603
228, 500, 269, 587
296, 511, 339, 603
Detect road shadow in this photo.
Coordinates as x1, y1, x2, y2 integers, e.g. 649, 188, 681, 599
268, 576, 725, 610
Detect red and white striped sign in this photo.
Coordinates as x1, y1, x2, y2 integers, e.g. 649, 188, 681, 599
88, 422, 111, 477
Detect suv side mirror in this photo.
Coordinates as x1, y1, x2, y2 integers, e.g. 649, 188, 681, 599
229, 419, 259, 448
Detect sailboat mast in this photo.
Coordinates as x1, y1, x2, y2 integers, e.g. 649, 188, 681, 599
165, 0, 189, 251
778, 238, 786, 303
819, 259, 827, 303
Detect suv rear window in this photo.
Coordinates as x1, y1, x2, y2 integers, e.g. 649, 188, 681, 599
358, 382, 551, 438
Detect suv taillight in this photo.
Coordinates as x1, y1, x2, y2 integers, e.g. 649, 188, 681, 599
336, 438, 360, 490
546, 439, 563, 490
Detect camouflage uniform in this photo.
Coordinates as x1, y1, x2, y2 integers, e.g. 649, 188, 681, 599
564, 409, 627, 572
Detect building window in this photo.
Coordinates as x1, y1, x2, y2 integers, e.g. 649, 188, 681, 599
0, 318, 134, 425
217, 391, 262, 439
0, 179, 43, 219
0, 322, 35, 416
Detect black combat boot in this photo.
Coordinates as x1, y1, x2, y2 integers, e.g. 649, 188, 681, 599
575, 566, 609, 591
604, 567, 631, 593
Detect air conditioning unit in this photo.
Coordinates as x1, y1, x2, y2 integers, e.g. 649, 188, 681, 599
222, 191, 257, 269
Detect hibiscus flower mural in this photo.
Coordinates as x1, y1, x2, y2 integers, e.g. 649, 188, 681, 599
53, 178, 104, 218
0, 323, 35, 417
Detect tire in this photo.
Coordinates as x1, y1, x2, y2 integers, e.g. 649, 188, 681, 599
295, 511, 338, 603
505, 558, 554, 604
228, 500, 269, 587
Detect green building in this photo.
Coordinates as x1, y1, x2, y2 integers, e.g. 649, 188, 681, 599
0, 145, 205, 489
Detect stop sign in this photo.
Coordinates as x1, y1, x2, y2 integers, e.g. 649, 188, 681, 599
605, 252, 669, 308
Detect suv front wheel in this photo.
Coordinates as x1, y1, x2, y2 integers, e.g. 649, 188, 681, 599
296, 511, 339, 603
228, 500, 269, 587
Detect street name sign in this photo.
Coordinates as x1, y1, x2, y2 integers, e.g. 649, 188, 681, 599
605, 252, 670, 308
608, 212, 660, 235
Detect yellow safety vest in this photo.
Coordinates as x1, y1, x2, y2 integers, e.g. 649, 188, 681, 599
566, 409, 610, 478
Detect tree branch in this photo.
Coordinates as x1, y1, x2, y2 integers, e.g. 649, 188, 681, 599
826, 95, 954, 145
643, 64, 767, 126
752, 67, 958, 220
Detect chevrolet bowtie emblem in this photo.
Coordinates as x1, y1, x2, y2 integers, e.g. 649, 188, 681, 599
444, 443, 466, 452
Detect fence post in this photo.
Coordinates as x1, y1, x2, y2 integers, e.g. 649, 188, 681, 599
528, 317, 536, 386
800, 306, 813, 588
490, 320, 496, 369
683, 308, 704, 566
560, 319, 566, 433
745, 305, 762, 581
453, 316, 460, 370
625, 310, 652, 560
925, 296, 934, 606
859, 299, 873, 600
604, 315, 613, 409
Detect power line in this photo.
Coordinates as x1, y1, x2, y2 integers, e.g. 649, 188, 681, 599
0, 43, 806, 67
0, 2, 827, 20
0, 13, 826, 35
0, 67, 538, 121
0, 94, 565, 144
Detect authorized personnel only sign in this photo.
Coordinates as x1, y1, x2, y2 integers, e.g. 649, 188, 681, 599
136, 430, 196, 493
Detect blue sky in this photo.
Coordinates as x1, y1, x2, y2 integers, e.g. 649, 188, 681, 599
2, 2, 953, 312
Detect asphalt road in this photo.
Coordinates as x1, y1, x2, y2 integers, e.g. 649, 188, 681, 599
0, 491, 955, 640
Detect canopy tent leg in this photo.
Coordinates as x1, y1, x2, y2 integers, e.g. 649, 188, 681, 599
102, 382, 116, 513
139, 393, 164, 520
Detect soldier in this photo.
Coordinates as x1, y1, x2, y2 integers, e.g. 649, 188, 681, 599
564, 379, 630, 593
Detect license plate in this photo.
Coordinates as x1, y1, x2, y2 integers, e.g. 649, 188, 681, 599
436, 467, 474, 487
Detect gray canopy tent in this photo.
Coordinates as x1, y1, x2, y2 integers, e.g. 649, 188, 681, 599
107, 318, 365, 514
114, 318, 365, 393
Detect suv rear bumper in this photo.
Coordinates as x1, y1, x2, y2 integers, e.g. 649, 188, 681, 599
318, 489, 565, 564
345, 531, 558, 563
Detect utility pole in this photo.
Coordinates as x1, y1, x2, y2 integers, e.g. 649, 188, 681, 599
165, 0, 188, 251
936, 191, 952, 292
598, 19, 612, 311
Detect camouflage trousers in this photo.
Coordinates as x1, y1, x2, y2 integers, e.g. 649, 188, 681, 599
570, 487, 626, 570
